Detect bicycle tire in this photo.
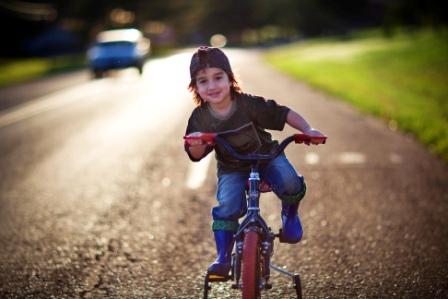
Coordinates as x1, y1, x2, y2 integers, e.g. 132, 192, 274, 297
242, 230, 260, 299
294, 274, 302, 299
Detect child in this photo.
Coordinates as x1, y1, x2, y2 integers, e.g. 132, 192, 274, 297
184, 46, 325, 276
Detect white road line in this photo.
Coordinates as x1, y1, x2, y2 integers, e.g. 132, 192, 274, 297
305, 152, 320, 165
339, 152, 366, 164
389, 153, 403, 164
185, 154, 213, 189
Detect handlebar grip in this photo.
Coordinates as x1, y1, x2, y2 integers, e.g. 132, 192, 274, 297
184, 132, 217, 145
294, 134, 327, 144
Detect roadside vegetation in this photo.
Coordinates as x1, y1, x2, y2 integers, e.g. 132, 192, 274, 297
265, 28, 448, 163
0, 55, 86, 88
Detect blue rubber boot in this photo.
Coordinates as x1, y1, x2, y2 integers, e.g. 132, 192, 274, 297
207, 230, 234, 276
280, 202, 303, 244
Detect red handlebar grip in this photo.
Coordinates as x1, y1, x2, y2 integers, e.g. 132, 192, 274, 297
294, 134, 327, 144
184, 132, 217, 145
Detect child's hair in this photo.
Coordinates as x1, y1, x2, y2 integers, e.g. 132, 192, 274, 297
188, 46, 242, 107
188, 72, 242, 107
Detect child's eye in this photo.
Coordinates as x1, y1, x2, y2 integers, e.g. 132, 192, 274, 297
197, 79, 207, 84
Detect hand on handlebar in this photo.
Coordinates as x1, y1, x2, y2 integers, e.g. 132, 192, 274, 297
295, 129, 327, 145
184, 132, 216, 147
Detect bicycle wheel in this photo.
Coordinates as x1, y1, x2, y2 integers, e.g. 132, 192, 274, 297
242, 230, 260, 299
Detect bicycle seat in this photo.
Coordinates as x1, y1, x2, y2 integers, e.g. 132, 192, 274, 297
245, 180, 272, 193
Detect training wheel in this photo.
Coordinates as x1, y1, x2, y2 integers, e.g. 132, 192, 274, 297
293, 274, 302, 299
203, 273, 211, 299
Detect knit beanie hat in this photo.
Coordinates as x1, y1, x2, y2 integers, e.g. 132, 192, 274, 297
189, 46, 233, 79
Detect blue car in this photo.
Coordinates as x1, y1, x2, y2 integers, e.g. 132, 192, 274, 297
87, 29, 150, 78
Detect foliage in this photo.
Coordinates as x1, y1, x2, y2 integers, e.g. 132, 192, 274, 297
0, 55, 85, 87
1, 0, 446, 56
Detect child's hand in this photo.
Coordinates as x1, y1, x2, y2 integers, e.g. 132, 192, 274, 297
185, 132, 206, 147
303, 128, 326, 145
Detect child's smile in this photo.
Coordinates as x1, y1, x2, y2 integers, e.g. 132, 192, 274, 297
195, 67, 232, 108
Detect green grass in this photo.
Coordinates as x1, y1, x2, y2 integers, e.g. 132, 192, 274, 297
265, 28, 448, 163
0, 55, 86, 88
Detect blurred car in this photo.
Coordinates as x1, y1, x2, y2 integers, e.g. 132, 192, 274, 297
87, 28, 150, 78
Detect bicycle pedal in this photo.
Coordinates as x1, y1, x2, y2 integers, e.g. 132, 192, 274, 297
274, 229, 283, 240
276, 229, 293, 243
207, 274, 230, 282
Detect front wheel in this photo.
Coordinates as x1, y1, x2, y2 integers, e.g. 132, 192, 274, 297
242, 230, 260, 299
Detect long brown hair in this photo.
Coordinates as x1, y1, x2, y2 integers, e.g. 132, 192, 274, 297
188, 71, 242, 107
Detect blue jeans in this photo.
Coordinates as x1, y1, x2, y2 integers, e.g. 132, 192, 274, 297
211, 153, 304, 231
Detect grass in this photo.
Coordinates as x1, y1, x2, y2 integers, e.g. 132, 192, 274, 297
0, 55, 86, 88
265, 28, 448, 163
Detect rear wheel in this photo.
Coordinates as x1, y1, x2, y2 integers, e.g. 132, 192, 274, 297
242, 230, 260, 299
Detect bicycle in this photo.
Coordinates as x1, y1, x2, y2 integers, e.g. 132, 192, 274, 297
184, 132, 327, 299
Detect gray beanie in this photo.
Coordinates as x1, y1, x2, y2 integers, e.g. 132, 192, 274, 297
189, 46, 233, 79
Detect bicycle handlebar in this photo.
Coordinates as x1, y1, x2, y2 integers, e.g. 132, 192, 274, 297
184, 133, 327, 162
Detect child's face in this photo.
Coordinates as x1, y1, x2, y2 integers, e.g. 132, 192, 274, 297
195, 67, 231, 106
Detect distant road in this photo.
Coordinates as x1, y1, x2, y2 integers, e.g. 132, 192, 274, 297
0, 69, 90, 111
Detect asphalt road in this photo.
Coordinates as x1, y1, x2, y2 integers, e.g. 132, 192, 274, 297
0, 50, 447, 299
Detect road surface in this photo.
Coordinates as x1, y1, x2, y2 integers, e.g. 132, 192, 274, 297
0, 50, 447, 298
